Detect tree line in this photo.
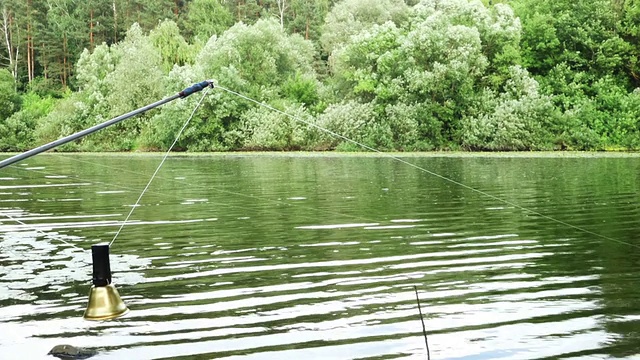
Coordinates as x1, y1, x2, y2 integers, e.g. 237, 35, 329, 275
1, 0, 640, 152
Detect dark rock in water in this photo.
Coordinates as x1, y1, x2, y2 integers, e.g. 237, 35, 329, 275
48, 345, 97, 359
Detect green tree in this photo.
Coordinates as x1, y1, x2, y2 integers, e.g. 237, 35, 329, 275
0, 3, 20, 81
73, 0, 117, 51
617, 0, 640, 88
0, 91, 54, 151
34, 91, 88, 150
331, 0, 523, 148
286, 0, 330, 41
1, 0, 48, 88
461, 66, 558, 150
514, 0, 630, 84
315, 100, 382, 149
37, 23, 167, 151
223, 0, 263, 24
142, 18, 319, 151
46, 0, 85, 88
149, 20, 195, 72
181, 0, 233, 43
112, 0, 179, 42
95, 23, 167, 150
410, 0, 522, 88
513, 0, 640, 150
240, 103, 314, 150
320, 0, 409, 55
281, 72, 322, 112
197, 19, 315, 95
75, 43, 117, 93
191, 18, 317, 149
0, 68, 20, 119
138, 64, 211, 151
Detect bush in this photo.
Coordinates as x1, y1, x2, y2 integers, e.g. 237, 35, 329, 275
315, 101, 382, 149
384, 103, 434, 150
0, 69, 20, 120
34, 92, 91, 151
320, 0, 409, 55
461, 66, 557, 150
281, 73, 322, 113
0, 93, 56, 151
240, 103, 314, 150
184, 18, 320, 150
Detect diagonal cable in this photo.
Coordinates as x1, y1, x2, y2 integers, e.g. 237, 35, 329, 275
109, 87, 211, 247
216, 85, 640, 250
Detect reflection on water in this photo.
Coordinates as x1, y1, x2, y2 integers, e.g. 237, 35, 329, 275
1, 153, 640, 359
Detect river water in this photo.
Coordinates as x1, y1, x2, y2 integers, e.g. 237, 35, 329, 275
1, 153, 640, 359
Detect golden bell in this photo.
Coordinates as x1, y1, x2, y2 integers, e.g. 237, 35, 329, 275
84, 283, 129, 320
83, 243, 129, 321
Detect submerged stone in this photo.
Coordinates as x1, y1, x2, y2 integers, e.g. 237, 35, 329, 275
48, 345, 97, 359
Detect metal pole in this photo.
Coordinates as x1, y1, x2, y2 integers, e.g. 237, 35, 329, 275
0, 80, 213, 170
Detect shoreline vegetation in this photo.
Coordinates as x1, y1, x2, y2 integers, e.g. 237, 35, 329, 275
3, 151, 640, 159
2, 0, 640, 153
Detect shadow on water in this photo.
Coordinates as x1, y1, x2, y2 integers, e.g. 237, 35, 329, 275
1, 153, 640, 359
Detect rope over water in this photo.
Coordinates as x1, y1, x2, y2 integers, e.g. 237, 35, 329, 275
1, 211, 85, 251
2, 81, 637, 254
0, 79, 214, 250
216, 85, 640, 251
108, 86, 212, 247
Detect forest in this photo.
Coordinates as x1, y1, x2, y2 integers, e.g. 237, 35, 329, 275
1, 0, 640, 152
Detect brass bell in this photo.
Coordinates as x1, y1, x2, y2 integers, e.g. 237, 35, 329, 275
83, 243, 129, 321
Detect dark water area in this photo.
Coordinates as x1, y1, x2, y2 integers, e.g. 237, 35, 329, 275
1, 153, 640, 359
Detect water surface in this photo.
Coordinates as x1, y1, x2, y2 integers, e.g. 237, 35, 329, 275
1, 153, 640, 359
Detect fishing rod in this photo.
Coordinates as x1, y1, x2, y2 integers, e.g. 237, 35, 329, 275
0, 79, 214, 322
0, 80, 215, 170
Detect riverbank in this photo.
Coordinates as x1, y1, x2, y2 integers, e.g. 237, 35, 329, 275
3, 150, 640, 160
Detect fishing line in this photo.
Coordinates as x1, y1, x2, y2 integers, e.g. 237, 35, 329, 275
3, 153, 381, 237
217, 85, 640, 250
108, 87, 212, 247
0, 169, 87, 252
0, 210, 86, 251
50, 154, 385, 222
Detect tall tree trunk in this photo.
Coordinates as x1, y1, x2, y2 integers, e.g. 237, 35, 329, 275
90, 8, 94, 50
1, 7, 19, 83
27, 0, 34, 83
14, 38, 18, 84
27, 22, 33, 82
1, 8, 14, 79
62, 32, 68, 88
276, 0, 286, 30
26, 23, 30, 82
113, 0, 118, 43
305, 17, 309, 39
31, 33, 34, 82
41, 42, 47, 79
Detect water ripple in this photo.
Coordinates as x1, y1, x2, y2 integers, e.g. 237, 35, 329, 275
2, 155, 640, 359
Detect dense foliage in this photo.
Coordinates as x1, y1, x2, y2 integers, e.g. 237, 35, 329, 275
1, 0, 639, 152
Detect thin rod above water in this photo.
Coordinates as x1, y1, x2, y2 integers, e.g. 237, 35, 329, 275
0, 80, 214, 170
